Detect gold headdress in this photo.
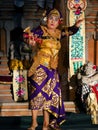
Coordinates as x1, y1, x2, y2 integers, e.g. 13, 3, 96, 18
47, 9, 60, 18
43, 8, 63, 23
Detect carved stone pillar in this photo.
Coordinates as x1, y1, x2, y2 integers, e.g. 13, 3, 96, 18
85, 32, 94, 61
0, 21, 4, 56
4, 21, 14, 55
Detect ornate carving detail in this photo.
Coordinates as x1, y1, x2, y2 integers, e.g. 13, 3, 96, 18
5, 21, 14, 31
67, 0, 87, 12
86, 32, 94, 41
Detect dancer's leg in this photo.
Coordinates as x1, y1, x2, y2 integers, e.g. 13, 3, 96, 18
43, 110, 50, 130
28, 110, 38, 130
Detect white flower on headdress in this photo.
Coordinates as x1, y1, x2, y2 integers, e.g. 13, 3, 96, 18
43, 16, 47, 22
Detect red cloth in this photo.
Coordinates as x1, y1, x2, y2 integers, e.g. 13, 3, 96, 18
92, 84, 98, 102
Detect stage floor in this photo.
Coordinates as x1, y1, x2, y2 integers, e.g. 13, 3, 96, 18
0, 112, 98, 130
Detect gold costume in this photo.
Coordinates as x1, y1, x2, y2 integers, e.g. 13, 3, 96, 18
28, 25, 61, 77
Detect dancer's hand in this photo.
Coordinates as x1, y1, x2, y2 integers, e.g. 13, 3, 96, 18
29, 33, 36, 46
23, 26, 36, 46
75, 14, 84, 27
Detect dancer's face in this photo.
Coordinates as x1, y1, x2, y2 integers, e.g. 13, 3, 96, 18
47, 15, 59, 30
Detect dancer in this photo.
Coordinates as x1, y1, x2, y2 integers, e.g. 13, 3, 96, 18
24, 8, 83, 130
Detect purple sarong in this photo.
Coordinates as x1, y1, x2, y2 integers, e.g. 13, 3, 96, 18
29, 64, 66, 125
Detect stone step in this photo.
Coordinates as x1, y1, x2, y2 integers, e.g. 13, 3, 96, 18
0, 56, 10, 74
0, 69, 10, 75
0, 90, 12, 95
0, 84, 11, 90
0, 101, 79, 116
0, 101, 97, 124
0, 95, 14, 102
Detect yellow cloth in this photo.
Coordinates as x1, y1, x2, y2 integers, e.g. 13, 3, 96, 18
28, 26, 61, 77
9, 59, 23, 70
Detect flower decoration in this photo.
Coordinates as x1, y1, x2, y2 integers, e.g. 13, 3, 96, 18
23, 31, 42, 44
16, 88, 25, 97
15, 75, 25, 84
74, 6, 82, 15
34, 35, 42, 44
74, 3, 80, 8
93, 65, 97, 70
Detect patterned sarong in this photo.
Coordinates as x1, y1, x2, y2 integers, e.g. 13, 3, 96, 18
29, 65, 65, 125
